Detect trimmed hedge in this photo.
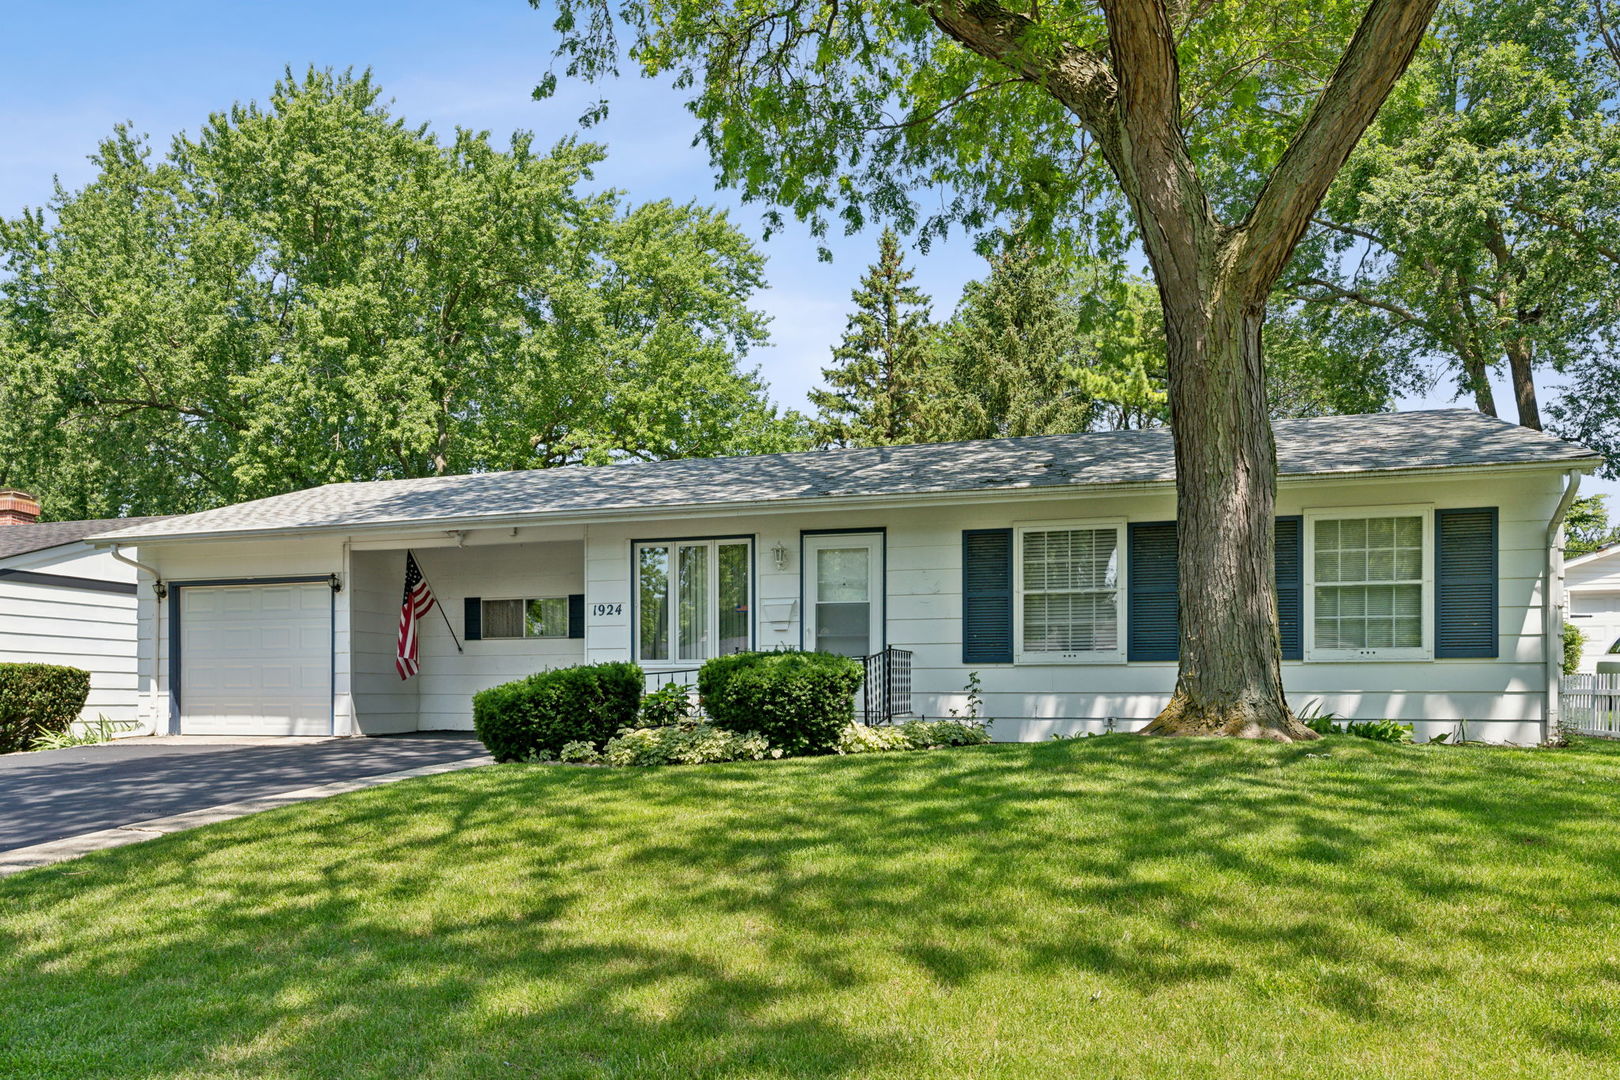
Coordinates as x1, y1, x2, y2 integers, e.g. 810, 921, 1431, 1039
473, 661, 642, 763
0, 663, 91, 754
698, 651, 864, 756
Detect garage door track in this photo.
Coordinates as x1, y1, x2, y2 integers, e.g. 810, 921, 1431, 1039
0, 733, 491, 855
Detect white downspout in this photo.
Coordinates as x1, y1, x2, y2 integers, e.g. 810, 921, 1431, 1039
1545, 470, 1583, 743
109, 544, 167, 736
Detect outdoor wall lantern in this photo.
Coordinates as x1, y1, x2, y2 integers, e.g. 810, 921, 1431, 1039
771, 542, 790, 572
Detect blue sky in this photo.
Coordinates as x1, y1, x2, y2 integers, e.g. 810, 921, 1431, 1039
1, 0, 1606, 499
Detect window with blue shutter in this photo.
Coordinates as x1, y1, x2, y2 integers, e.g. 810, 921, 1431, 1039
568, 594, 585, 639
1435, 507, 1497, 658
1275, 516, 1303, 661
463, 597, 482, 641
962, 529, 1014, 663
1127, 522, 1178, 661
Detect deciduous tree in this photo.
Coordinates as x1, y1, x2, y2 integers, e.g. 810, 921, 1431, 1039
0, 69, 803, 519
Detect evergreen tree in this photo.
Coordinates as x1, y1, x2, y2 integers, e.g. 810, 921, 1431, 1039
934, 238, 1166, 439
809, 230, 941, 447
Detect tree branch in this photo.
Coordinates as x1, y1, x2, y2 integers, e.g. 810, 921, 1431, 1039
1230, 0, 1440, 299
1098, 0, 1215, 296
918, 2, 1120, 141
1292, 275, 1427, 326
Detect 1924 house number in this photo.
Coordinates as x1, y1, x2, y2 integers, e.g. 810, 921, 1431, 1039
591, 602, 623, 617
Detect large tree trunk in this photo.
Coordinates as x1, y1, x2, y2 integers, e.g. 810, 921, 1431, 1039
1503, 336, 1541, 430
1139, 297, 1318, 741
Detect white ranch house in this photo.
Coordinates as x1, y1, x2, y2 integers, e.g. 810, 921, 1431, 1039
89, 410, 1600, 745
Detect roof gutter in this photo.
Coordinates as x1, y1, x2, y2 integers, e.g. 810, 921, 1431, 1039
1545, 468, 1584, 743
108, 544, 166, 599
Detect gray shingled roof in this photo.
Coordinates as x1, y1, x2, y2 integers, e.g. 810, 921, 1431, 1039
88, 411, 1599, 544
0, 516, 169, 561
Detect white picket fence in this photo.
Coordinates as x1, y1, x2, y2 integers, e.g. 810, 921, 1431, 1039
1561, 673, 1620, 738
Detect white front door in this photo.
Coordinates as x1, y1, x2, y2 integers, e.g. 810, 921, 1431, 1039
804, 533, 883, 658
179, 583, 332, 735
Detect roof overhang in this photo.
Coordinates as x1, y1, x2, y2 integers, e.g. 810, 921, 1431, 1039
84, 456, 1602, 549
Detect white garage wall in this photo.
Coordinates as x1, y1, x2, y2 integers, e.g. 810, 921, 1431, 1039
0, 544, 142, 728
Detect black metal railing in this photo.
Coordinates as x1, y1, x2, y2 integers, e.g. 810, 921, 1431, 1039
861, 647, 914, 725
643, 667, 703, 695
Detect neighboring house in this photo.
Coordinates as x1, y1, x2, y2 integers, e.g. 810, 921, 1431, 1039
88, 410, 1600, 745
0, 491, 167, 731
1565, 544, 1620, 672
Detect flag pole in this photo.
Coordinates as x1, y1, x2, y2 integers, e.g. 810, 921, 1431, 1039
410, 548, 463, 653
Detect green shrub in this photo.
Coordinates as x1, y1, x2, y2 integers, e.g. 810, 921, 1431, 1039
472, 661, 642, 763
898, 719, 991, 748
1563, 622, 1587, 676
836, 719, 991, 755
0, 663, 91, 754
1343, 718, 1414, 744
698, 651, 864, 755
600, 724, 774, 767
558, 740, 600, 764
639, 682, 696, 727
835, 722, 917, 755
31, 714, 139, 752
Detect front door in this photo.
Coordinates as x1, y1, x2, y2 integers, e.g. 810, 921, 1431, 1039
804, 533, 883, 657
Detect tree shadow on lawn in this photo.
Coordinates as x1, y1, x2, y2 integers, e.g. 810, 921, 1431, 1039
4, 736, 1620, 1077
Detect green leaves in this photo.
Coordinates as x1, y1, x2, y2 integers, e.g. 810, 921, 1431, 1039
1289, 0, 1620, 441
0, 68, 803, 517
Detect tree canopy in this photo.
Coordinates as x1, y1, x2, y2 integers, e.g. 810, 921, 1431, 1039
0, 68, 803, 519
1287, 0, 1620, 449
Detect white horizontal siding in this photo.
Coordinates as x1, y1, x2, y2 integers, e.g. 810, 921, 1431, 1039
0, 544, 142, 726
407, 541, 586, 730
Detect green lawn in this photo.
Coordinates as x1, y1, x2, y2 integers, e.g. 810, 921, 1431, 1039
4, 736, 1620, 1079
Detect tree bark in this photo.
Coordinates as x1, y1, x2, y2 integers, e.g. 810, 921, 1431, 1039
1138, 297, 1316, 740
1503, 335, 1541, 430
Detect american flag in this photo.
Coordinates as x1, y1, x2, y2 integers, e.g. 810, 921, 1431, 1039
396, 552, 436, 679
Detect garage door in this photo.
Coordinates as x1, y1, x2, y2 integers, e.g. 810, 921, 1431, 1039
180, 583, 332, 735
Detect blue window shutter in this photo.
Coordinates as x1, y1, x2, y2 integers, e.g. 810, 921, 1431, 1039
1435, 507, 1498, 658
568, 594, 586, 639
962, 529, 1013, 663
1275, 517, 1303, 660
1127, 521, 1179, 661
463, 597, 482, 641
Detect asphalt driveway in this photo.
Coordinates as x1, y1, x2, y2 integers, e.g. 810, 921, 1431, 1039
0, 733, 491, 853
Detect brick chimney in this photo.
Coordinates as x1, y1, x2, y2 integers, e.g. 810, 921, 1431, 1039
0, 490, 41, 525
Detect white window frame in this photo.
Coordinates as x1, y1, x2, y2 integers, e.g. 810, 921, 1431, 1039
1013, 518, 1127, 664
1304, 504, 1433, 663
479, 597, 570, 640
633, 537, 753, 668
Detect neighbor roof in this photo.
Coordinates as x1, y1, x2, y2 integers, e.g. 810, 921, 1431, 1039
0, 516, 169, 561
89, 411, 1599, 544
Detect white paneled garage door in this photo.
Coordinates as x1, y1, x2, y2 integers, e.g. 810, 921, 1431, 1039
180, 583, 332, 736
